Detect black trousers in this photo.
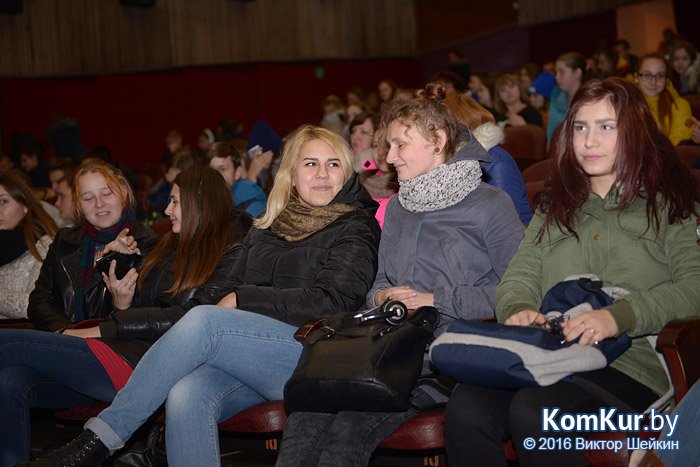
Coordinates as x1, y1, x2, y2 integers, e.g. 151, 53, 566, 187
444, 367, 659, 467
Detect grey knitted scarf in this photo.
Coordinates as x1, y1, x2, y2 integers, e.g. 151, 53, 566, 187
397, 159, 482, 213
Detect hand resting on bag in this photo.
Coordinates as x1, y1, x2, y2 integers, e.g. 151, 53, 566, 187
561, 309, 618, 346
504, 309, 548, 327
505, 308, 618, 346
374, 286, 433, 311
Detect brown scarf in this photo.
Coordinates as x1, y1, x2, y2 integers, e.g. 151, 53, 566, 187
271, 201, 357, 242
359, 170, 399, 199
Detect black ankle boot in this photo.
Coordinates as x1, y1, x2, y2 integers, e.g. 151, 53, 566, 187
16, 429, 110, 467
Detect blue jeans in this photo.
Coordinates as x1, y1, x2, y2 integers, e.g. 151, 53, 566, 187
86, 306, 302, 467
0, 329, 115, 467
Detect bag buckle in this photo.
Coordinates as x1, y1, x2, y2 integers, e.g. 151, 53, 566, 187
305, 326, 335, 345
547, 314, 569, 344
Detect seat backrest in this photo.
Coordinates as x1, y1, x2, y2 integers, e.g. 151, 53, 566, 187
692, 168, 700, 183
547, 122, 564, 159
521, 159, 554, 184
676, 144, 700, 168
685, 94, 700, 120
501, 125, 547, 162
657, 318, 700, 403
525, 180, 545, 213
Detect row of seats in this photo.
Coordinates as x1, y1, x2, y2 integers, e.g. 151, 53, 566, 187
14, 316, 696, 466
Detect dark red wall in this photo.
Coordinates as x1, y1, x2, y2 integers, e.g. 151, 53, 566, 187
528, 10, 618, 65
1, 59, 420, 167
418, 10, 618, 86
0, 10, 620, 169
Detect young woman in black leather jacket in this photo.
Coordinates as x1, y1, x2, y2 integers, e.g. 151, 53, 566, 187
0, 165, 250, 466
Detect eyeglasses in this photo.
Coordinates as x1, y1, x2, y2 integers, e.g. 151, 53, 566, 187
636, 72, 666, 82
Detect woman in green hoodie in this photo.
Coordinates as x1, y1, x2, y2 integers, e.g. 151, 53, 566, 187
445, 77, 700, 467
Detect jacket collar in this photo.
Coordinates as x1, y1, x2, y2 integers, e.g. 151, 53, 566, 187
60, 225, 88, 246
472, 122, 505, 152
452, 123, 493, 166
329, 172, 379, 212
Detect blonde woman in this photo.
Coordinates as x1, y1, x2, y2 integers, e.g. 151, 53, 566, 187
25, 125, 381, 467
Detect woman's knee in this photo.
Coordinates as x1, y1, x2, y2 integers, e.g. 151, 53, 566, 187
165, 375, 213, 421
165, 367, 250, 424
0, 366, 45, 406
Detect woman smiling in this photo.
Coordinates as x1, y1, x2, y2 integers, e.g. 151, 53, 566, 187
25, 125, 381, 467
276, 83, 524, 467
0, 160, 158, 466
635, 53, 693, 145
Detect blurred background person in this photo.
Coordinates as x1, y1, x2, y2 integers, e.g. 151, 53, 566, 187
0, 172, 58, 319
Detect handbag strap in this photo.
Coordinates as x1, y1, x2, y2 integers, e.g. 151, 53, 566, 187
294, 318, 326, 344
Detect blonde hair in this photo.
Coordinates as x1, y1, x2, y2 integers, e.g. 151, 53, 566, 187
73, 159, 135, 220
254, 125, 354, 229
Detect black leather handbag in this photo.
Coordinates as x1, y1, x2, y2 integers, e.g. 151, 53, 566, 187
284, 301, 439, 413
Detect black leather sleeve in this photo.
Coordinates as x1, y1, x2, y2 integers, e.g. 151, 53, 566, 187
105, 244, 243, 340
27, 230, 73, 332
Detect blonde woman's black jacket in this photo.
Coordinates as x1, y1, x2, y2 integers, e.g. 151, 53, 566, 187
96, 211, 253, 367
224, 174, 382, 327
27, 222, 158, 332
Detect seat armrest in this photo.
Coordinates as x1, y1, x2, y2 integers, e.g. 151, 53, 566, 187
656, 318, 700, 403
0, 318, 34, 329
71, 319, 106, 329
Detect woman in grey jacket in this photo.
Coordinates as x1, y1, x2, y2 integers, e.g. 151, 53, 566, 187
276, 82, 525, 467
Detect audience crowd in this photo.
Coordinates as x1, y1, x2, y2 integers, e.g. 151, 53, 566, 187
1, 30, 700, 467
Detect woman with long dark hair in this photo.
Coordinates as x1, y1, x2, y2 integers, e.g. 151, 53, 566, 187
0, 165, 249, 466
444, 78, 700, 466
0, 172, 58, 318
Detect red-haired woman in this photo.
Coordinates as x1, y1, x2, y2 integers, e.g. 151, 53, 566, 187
0, 164, 251, 466
444, 78, 700, 466
635, 53, 693, 146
